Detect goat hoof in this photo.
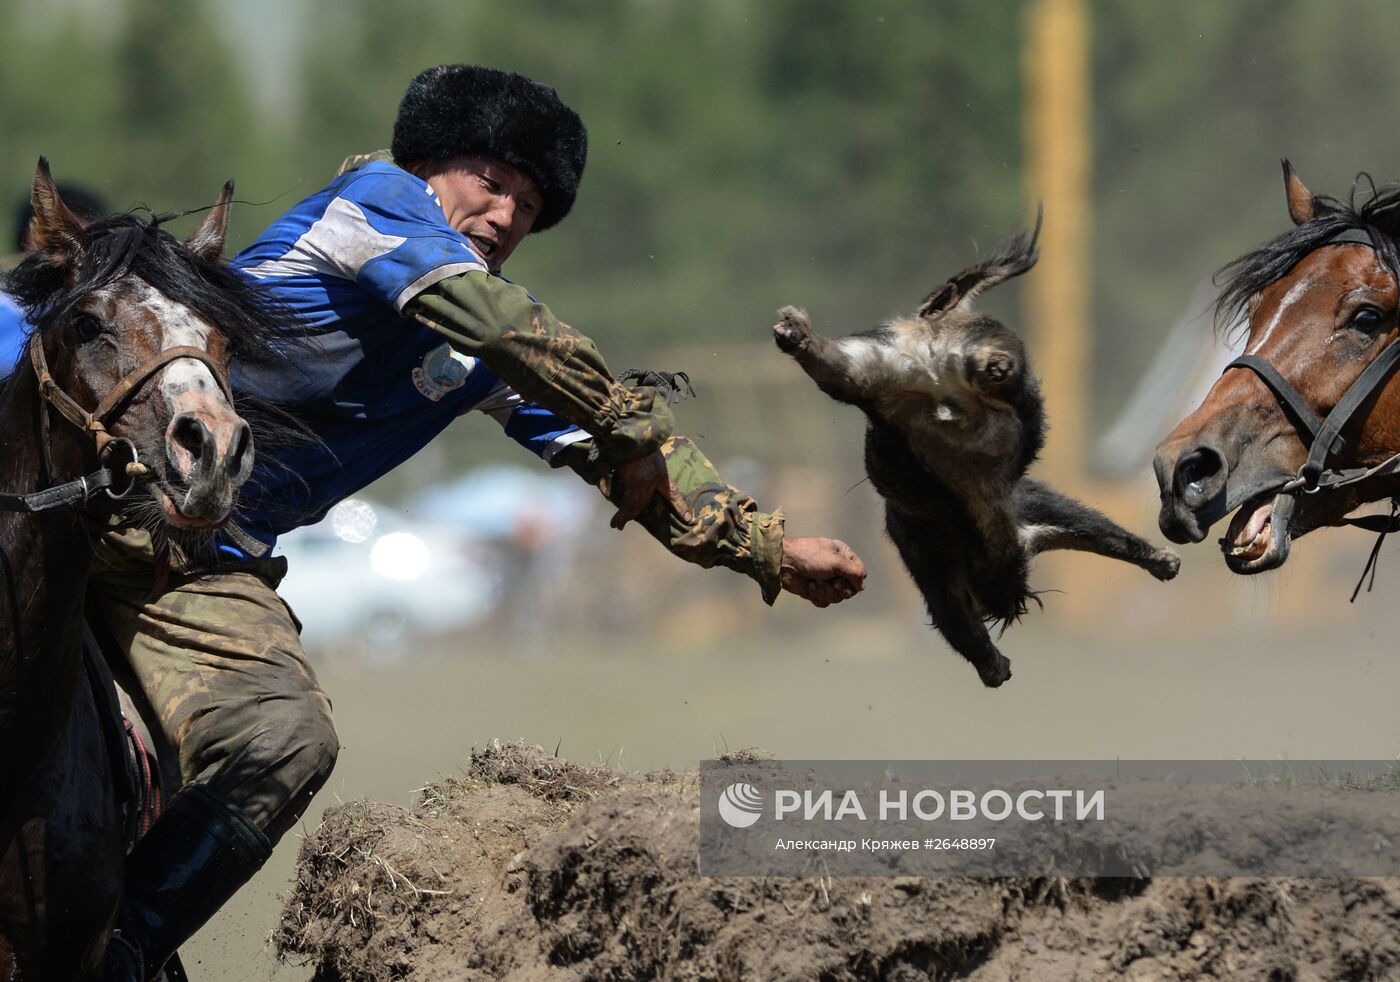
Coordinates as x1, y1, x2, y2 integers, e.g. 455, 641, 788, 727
1147, 548, 1181, 581
971, 348, 1019, 387
977, 654, 1013, 688
773, 306, 812, 353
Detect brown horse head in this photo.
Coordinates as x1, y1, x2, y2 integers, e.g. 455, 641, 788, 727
1154, 160, 1400, 573
12, 158, 265, 535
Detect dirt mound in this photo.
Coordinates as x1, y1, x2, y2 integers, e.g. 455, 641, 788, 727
276, 742, 1400, 981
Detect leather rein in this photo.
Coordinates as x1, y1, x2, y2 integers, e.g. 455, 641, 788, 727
0, 330, 233, 514
1221, 227, 1400, 598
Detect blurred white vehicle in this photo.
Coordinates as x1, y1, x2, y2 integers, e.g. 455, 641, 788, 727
273, 498, 499, 667
405, 466, 598, 643
405, 464, 595, 536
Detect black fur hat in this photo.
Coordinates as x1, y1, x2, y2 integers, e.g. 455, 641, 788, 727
392, 65, 587, 233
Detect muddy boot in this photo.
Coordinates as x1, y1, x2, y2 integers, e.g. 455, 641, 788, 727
101, 784, 272, 981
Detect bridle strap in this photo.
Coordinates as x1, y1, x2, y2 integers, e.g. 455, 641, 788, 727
1225, 354, 1326, 444
1223, 218, 1400, 493
1224, 340, 1400, 492
0, 468, 116, 513
1301, 339, 1400, 489
28, 333, 234, 457
3, 333, 233, 515
1227, 341, 1400, 600
31, 332, 112, 452
92, 345, 234, 423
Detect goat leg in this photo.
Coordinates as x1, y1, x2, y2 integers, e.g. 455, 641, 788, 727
886, 506, 1015, 687
1016, 479, 1180, 581
772, 306, 886, 406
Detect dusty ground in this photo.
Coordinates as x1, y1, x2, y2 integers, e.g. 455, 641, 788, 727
174, 568, 1400, 980
275, 742, 1400, 982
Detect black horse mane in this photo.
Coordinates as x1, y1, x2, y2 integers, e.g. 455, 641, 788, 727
4, 207, 293, 358
1216, 175, 1400, 340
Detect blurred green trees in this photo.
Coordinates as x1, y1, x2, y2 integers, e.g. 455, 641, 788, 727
7, 0, 1400, 431
0, 1, 268, 245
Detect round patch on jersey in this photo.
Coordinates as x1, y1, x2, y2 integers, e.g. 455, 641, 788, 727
413, 343, 477, 401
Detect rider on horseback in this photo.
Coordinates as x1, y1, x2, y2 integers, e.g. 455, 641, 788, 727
94, 65, 867, 980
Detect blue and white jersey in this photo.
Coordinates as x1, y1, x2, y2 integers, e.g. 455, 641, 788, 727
0, 292, 28, 376
229, 161, 586, 551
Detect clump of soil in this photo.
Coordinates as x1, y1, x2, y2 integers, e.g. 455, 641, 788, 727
276, 742, 1400, 981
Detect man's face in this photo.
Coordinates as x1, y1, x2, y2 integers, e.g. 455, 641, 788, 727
419, 154, 543, 271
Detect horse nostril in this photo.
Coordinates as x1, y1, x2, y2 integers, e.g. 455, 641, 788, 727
1175, 445, 1227, 508
229, 421, 253, 478
171, 414, 208, 463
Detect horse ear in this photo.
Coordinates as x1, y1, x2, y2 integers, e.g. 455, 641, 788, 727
185, 180, 234, 264
918, 205, 1042, 318
27, 156, 89, 259
1281, 158, 1314, 225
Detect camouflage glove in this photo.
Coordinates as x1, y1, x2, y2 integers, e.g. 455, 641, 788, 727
558, 434, 786, 605
409, 270, 673, 460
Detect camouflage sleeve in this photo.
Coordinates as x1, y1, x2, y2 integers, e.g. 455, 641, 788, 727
406, 269, 673, 461
554, 435, 787, 605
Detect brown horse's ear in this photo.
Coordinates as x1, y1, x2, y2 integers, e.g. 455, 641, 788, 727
1281, 158, 1314, 225
185, 179, 234, 264
27, 156, 89, 259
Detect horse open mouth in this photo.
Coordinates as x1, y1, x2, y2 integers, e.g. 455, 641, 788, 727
1220, 490, 1295, 573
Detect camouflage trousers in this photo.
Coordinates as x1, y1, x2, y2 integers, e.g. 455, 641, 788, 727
86, 529, 338, 845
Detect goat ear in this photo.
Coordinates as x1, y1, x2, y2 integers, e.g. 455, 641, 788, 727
917, 279, 963, 318
1282, 158, 1314, 226
27, 157, 89, 260
185, 180, 234, 264
918, 205, 1042, 318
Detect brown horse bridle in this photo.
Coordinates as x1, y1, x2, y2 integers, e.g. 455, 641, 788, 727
0, 332, 234, 514
1220, 227, 1400, 596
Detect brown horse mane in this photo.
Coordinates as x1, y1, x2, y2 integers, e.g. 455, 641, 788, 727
1215, 174, 1400, 342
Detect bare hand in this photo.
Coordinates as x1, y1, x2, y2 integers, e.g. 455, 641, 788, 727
780, 536, 867, 607
609, 450, 692, 529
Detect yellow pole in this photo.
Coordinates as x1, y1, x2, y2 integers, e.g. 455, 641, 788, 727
1023, 0, 1090, 494
1019, 0, 1335, 633
1023, 0, 1104, 625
